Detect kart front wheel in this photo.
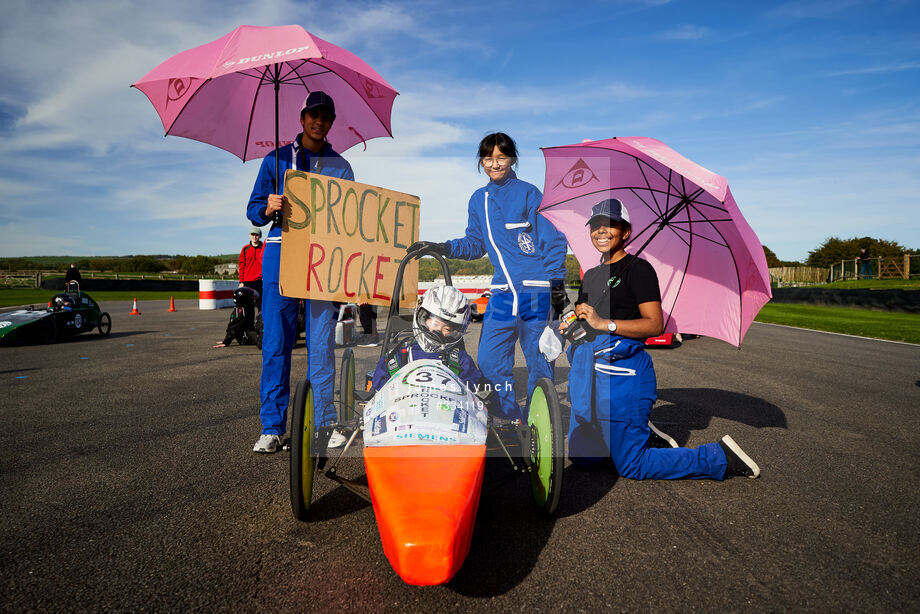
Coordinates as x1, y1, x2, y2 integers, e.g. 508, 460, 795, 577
97, 313, 111, 337
528, 377, 564, 516
289, 378, 315, 521
339, 347, 356, 422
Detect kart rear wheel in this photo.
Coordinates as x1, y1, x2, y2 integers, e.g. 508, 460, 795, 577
289, 378, 315, 521
528, 377, 564, 516
97, 313, 111, 337
339, 347, 356, 422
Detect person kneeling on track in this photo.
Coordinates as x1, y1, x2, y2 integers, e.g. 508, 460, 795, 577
560, 198, 760, 480
370, 286, 493, 412
213, 287, 262, 349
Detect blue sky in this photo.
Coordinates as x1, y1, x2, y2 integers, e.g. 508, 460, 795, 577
1, 0, 917, 261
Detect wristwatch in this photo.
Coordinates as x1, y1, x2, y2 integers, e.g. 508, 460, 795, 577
607, 320, 617, 333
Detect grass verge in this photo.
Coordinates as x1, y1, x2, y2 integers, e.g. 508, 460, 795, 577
755, 303, 919, 344
820, 279, 920, 290
0, 289, 199, 308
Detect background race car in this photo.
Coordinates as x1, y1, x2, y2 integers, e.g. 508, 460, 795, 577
0, 283, 111, 346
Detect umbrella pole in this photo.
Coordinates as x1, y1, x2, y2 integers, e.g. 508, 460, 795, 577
272, 63, 282, 225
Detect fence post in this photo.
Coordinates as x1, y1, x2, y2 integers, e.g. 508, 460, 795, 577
35, 272, 41, 288
904, 254, 910, 280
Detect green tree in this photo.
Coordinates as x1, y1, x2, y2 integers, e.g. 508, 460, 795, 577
763, 245, 782, 268
806, 237, 910, 268
125, 256, 167, 273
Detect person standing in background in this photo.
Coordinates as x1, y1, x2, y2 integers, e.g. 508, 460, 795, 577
858, 247, 872, 279
238, 228, 264, 300
64, 264, 82, 287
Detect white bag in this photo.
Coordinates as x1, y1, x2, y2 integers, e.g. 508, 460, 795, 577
539, 323, 564, 362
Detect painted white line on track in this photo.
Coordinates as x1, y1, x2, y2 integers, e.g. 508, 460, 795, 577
753, 321, 919, 347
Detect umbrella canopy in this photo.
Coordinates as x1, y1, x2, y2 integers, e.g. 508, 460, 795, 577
539, 137, 771, 347
132, 24, 398, 160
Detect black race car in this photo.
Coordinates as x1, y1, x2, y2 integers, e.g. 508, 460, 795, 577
0, 283, 111, 346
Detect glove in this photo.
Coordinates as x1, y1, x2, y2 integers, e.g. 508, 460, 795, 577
550, 279, 569, 313
406, 241, 449, 256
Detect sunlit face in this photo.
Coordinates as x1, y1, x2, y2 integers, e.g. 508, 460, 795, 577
300, 108, 334, 150
481, 145, 514, 183
590, 219, 630, 257
425, 315, 456, 337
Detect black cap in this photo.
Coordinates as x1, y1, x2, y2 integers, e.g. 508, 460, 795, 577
301, 91, 336, 118
586, 198, 630, 227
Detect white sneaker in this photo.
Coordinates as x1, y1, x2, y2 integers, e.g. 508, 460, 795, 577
327, 430, 347, 448
253, 434, 282, 453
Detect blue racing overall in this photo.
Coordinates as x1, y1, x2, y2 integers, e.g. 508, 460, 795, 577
247, 136, 354, 434
567, 334, 727, 479
446, 172, 567, 420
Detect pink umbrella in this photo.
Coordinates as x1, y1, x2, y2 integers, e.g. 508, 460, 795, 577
539, 137, 771, 347
133, 24, 397, 168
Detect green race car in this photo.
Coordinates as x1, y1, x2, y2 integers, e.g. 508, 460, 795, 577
0, 283, 111, 346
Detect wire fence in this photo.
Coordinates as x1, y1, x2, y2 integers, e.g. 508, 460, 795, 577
768, 267, 829, 286
828, 254, 919, 282
0, 270, 238, 289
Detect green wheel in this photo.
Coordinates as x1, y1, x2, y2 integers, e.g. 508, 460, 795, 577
289, 378, 315, 521
339, 347, 356, 423
528, 377, 564, 515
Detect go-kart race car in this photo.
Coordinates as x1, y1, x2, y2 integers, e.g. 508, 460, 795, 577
288, 248, 564, 586
469, 290, 490, 321
0, 282, 111, 346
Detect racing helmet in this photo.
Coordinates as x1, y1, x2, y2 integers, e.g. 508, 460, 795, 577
413, 285, 471, 353
52, 294, 73, 311
233, 286, 260, 308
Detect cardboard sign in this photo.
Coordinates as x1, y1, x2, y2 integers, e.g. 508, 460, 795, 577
279, 170, 420, 307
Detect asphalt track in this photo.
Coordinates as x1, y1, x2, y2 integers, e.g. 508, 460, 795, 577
1, 299, 918, 612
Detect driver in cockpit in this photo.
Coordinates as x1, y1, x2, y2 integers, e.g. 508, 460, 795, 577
52, 294, 75, 311
370, 285, 489, 399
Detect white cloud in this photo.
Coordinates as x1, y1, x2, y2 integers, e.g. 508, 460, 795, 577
658, 25, 711, 41
766, 0, 860, 20
824, 61, 920, 77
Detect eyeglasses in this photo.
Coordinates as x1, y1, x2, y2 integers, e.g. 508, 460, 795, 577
482, 156, 511, 168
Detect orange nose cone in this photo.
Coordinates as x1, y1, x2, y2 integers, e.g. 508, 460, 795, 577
364, 445, 486, 586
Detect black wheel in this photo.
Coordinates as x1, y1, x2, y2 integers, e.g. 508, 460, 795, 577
97, 312, 111, 337
42, 317, 57, 344
339, 347, 356, 422
527, 377, 564, 515
289, 378, 315, 521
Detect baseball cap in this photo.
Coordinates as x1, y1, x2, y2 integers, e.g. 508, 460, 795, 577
586, 198, 630, 227
250, 227, 262, 237
301, 91, 336, 118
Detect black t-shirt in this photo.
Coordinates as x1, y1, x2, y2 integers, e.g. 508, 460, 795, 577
576, 255, 661, 321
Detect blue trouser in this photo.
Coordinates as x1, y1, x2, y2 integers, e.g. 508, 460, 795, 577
259, 243, 336, 435
567, 334, 726, 480
478, 289, 553, 421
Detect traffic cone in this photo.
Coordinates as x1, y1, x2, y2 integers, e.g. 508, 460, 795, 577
129, 298, 141, 315
167, 296, 177, 312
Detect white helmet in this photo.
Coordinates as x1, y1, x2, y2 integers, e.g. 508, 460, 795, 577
413, 285, 471, 353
